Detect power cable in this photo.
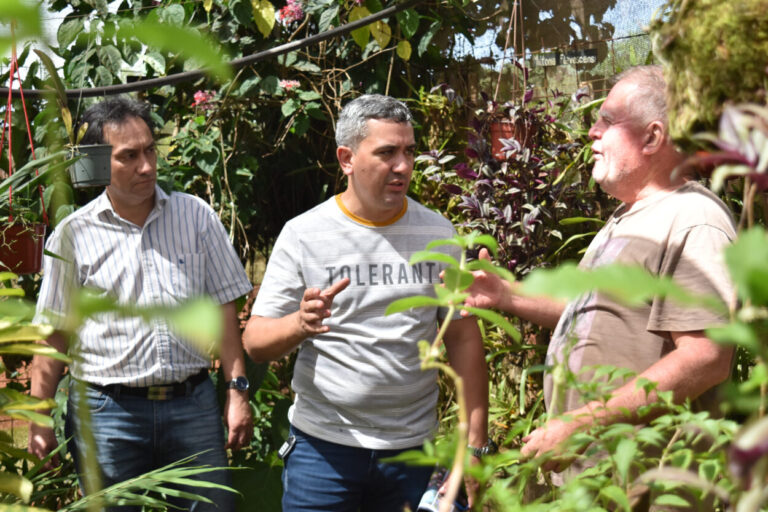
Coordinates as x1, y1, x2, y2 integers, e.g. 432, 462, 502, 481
1, 0, 420, 99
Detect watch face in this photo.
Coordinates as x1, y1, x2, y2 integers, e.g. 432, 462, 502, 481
230, 376, 249, 391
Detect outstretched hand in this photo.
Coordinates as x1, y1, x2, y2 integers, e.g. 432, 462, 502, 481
462, 248, 513, 315
297, 277, 350, 335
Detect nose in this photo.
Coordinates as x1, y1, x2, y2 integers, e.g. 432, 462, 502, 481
588, 120, 602, 141
138, 152, 156, 176
393, 153, 412, 174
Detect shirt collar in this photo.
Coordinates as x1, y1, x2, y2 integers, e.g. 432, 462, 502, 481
93, 185, 168, 223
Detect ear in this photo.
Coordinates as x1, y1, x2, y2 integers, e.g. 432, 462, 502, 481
641, 121, 666, 155
337, 146, 354, 176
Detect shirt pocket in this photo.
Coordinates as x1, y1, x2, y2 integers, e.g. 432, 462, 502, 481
164, 253, 206, 300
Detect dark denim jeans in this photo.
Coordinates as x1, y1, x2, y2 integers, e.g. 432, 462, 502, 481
281, 425, 432, 512
66, 378, 233, 512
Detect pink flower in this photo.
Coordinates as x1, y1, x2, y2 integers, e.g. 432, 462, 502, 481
278, 0, 304, 25
191, 90, 215, 109
279, 79, 301, 91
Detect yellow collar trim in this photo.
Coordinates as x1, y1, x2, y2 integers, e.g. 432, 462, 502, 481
335, 194, 408, 227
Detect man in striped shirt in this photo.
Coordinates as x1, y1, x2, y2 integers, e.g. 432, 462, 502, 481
29, 97, 254, 511
244, 95, 490, 511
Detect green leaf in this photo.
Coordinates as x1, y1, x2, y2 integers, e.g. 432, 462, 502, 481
261, 75, 280, 95
464, 307, 521, 342
707, 322, 759, 352
33, 49, 67, 112
520, 262, 725, 313
613, 438, 637, 484
371, 20, 391, 49
395, 8, 420, 39
0, 325, 54, 342
163, 299, 223, 355
157, 4, 186, 25
318, 4, 339, 32
654, 494, 691, 507
443, 268, 474, 292
0, 472, 33, 502
349, 6, 371, 49
252, 0, 276, 38
281, 98, 301, 117
98, 45, 123, 74
298, 90, 321, 101
396, 40, 412, 61
559, 216, 606, 226
425, 237, 462, 250
599, 484, 630, 511
238, 76, 262, 96
409, 250, 459, 268
465, 259, 516, 285
57, 17, 84, 49
0, 343, 69, 362
117, 20, 231, 82
143, 51, 166, 75
385, 296, 442, 315
291, 60, 321, 73
418, 20, 440, 57
725, 227, 768, 305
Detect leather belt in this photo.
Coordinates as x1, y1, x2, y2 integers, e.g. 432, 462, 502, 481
87, 369, 209, 401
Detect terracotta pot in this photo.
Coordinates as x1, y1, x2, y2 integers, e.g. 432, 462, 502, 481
0, 222, 46, 274
490, 119, 536, 161
69, 144, 112, 188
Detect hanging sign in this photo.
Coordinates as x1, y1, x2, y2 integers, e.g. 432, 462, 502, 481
531, 49, 598, 67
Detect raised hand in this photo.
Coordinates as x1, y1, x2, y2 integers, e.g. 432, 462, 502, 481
296, 277, 351, 335
463, 248, 514, 313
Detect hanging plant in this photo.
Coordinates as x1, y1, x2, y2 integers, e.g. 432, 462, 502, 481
34, 49, 112, 189
649, 0, 768, 148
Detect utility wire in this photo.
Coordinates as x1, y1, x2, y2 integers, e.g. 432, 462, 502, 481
1, 0, 419, 99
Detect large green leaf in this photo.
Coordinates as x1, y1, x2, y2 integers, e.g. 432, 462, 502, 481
464, 307, 520, 342
599, 484, 630, 511
97, 45, 123, 74
395, 8, 420, 39
725, 227, 768, 305
349, 6, 371, 50
385, 296, 442, 315
0, 325, 54, 343
409, 250, 459, 268
0, 343, 69, 362
116, 20, 231, 82
251, 0, 276, 38
443, 267, 473, 292
613, 438, 637, 485
0, 472, 33, 503
520, 262, 725, 313
418, 20, 440, 57
57, 17, 84, 49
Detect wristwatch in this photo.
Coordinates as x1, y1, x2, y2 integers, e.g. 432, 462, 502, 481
226, 376, 250, 392
468, 439, 498, 458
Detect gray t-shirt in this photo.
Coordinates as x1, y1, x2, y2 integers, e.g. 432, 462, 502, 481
545, 181, 736, 415
252, 195, 459, 449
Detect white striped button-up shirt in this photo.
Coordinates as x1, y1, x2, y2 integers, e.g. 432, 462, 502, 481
35, 186, 253, 386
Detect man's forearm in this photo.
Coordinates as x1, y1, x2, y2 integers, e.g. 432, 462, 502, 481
242, 313, 307, 363
443, 317, 489, 448
506, 293, 565, 330
30, 332, 68, 402
219, 302, 248, 380
572, 330, 733, 426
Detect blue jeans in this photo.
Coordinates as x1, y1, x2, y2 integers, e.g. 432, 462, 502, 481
65, 378, 233, 512
282, 425, 432, 512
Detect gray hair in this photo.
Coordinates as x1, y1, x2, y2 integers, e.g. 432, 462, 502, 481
335, 94, 413, 150
613, 65, 668, 129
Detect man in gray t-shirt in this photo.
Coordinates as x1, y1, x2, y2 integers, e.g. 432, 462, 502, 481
243, 95, 489, 511
464, 66, 735, 474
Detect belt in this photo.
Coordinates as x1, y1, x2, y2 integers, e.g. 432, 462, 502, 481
87, 369, 209, 401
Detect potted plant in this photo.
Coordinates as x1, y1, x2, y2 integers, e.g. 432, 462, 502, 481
35, 50, 112, 189
0, 152, 68, 274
